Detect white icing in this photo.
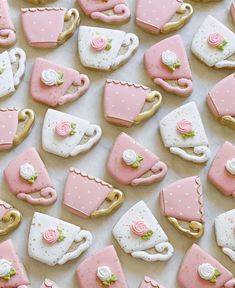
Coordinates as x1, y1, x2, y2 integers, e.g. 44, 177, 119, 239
161, 50, 178, 66
225, 159, 235, 175
20, 163, 36, 180
122, 149, 137, 165
0, 259, 12, 277
198, 263, 216, 280
41, 69, 62, 86
97, 266, 112, 282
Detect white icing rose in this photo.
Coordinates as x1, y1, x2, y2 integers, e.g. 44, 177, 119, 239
20, 163, 36, 180
162, 50, 178, 66
122, 149, 137, 166
97, 266, 112, 282
0, 259, 12, 277
198, 263, 216, 281
225, 158, 235, 175
41, 69, 62, 86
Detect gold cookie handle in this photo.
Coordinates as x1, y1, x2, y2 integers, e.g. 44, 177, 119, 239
161, 3, 193, 34
13, 109, 35, 146
58, 8, 80, 46
0, 209, 22, 236
220, 115, 235, 130
91, 189, 124, 218
134, 91, 162, 125
168, 217, 204, 238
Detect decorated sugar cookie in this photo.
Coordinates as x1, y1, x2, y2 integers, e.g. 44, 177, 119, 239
113, 200, 174, 262
40, 279, 59, 288
136, 0, 193, 35
160, 176, 204, 238
215, 209, 235, 263
160, 102, 210, 163
0, 0, 16, 47
28, 212, 92, 266
107, 133, 168, 186
140, 276, 166, 288
192, 15, 235, 68
30, 58, 90, 107
21, 7, 80, 48
78, 26, 139, 71
4, 147, 57, 206
208, 141, 235, 198
42, 109, 102, 158
145, 35, 193, 97
0, 240, 30, 288
178, 244, 235, 288
104, 79, 162, 127
231, 2, 235, 23
76, 245, 128, 287
0, 108, 35, 150
77, 0, 130, 24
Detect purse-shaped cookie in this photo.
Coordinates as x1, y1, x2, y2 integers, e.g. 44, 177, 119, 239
160, 102, 211, 163
30, 57, 90, 107
78, 26, 139, 71
76, 245, 128, 288
77, 0, 130, 24
140, 276, 166, 288
40, 279, 59, 288
28, 212, 92, 266
63, 168, 124, 218
0, 108, 35, 150
160, 176, 204, 238
113, 200, 174, 262
0, 0, 16, 47
215, 209, 235, 263
4, 147, 57, 206
104, 79, 162, 127
136, 0, 193, 35
145, 35, 193, 97
21, 7, 79, 48
178, 244, 235, 288
192, 15, 235, 68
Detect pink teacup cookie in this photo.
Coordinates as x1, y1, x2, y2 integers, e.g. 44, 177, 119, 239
77, 0, 130, 24
40, 279, 59, 288
160, 176, 205, 238
208, 141, 235, 198
76, 245, 128, 288
144, 35, 193, 97
0, 0, 16, 47
21, 7, 80, 48
4, 147, 57, 206
63, 168, 124, 218
107, 132, 168, 186
140, 276, 166, 288
104, 79, 162, 127
30, 58, 90, 107
136, 0, 193, 35
231, 2, 235, 23
178, 244, 235, 288
0, 239, 30, 288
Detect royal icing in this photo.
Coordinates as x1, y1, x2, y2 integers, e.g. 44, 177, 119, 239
161, 50, 180, 71
131, 220, 153, 240
20, 163, 38, 184
122, 149, 144, 168
198, 263, 221, 283
55, 120, 76, 137
91, 36, 112, 51
97, 266, 117, 286
176, 119, 195, 139
41, 69, 64, 86
0, 259, 16, 281
208, 32, 227, 51
225, 159, 235, 175
43, 227, 65, 244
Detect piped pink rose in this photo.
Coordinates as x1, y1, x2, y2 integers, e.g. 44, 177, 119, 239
91, 36, 112, 52
43, 229, 59, 244
208, 33, 227, 50
176, 119, 195, 139
55, 120, 76, 137
131, 220, 153, 240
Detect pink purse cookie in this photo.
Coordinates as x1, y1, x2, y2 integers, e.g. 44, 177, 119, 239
178, 244, 235, 288
140, 276, 166, 288
30, 58, 90, 107
0, 0, 16, 47
144, 35, 193, 97
40, 279, 59, 288
77, 0, 130, 24
63, 168, 124, 218
21, 7, 80, 48
160, 176, 205, 238
107, 132, 168, 186
104, 79, 162, 127
4, 147, 57, 206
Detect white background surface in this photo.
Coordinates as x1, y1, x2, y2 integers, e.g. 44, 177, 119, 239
1, 0, 235, 287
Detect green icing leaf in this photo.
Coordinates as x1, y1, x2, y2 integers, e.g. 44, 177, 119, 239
1, 268, 16, 281
101, 274, 117, 286
57, 227, 66, 242
70, 123, 77, 136
130, 154, 144, 169
141, 230, 154, 240
168, 60, 181, 72
182, 131, 196, 140
0, 67, 5, 75
106, 44, 112, 51
28, 173, 38, 184
56, 72, 64, 85
218, 40, 228, 51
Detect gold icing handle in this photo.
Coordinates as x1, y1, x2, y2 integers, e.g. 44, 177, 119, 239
0, 209, 22, 236
220, 115, 235, 130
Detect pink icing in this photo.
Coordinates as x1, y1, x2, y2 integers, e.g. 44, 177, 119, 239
90, 4, 130, 23
43, 229, 59, 244
91, 36, 107, 51
131, 220, 149, 237
77, 0, 125, 15
153, 78, 193, 97
40, 279, 58, 288
0, 0, 16, 47
208, 32, 225, 48
0, 200, 11, 220
55, 121, 71, 137
140, 276, 165, 288
176, 119, 193, 134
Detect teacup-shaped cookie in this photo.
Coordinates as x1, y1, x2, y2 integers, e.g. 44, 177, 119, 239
40, 279, 59, 288
78, 26, 139, 71
232, 2, 235, 23
145, 35, 193, 97
113, 200, 174, 262
192, 15, 235, 68
4, 147, 57, 206
160, 176, 205, 238
0, 48, 26, 98
140, 276, 166, 288
107, 133, 168, 186
160, 102, 211, 163
42, 109, 102, 158
136, 0, 193, 35
0, 108, 35, 151
104, 79, 162, 127
63, 168, 124, 218
30, 58, 90, 107
77, 0, 130, 24
178, 244, 235, 288
0, 0, 16, 47
21, 7, 80, 48
215, 209, 235, 263
0, 200, 22, 236
28, 212, 92, 266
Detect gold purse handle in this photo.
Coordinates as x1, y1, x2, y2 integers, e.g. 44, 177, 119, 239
0, 209, 22, 236
58, 8, 80, 46
13, 109, 35, 146
91, 189, 124, 218
220, 115, 235, 130
168, 217, 204, 238
134, 91, 162, 125
161, 3, 193, 34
